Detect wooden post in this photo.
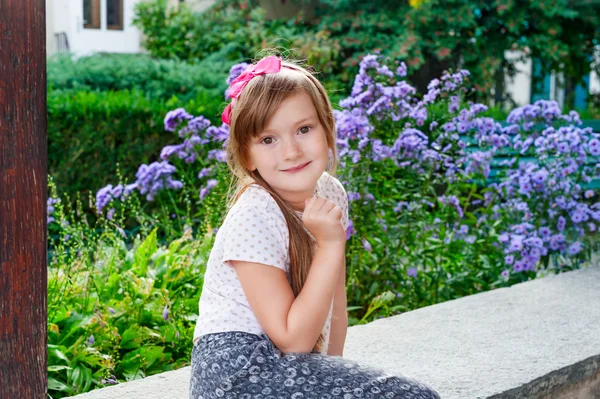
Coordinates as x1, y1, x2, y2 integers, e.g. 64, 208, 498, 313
0, 1, 48, 398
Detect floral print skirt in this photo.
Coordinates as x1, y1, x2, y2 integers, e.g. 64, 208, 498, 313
189, 331, 440, 399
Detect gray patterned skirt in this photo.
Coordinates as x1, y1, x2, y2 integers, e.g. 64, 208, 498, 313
189, 331, 440, 399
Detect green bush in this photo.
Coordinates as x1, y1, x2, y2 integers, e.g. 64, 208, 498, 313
48, 88, 225, 202
47, 52, 230, 102
47, 179, 212, 396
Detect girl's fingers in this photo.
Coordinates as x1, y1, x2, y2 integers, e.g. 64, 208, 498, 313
322, 201, 336, 213
310, 198, 327, 213
304, 197, 314, 214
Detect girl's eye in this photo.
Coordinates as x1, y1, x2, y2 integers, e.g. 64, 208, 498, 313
260, 137, 274, 145
299, 126, 311, 134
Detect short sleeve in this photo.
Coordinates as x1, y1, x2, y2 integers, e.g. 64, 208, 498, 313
221, 204, 289, 272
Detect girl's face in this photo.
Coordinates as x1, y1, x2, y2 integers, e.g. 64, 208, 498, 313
248, 91, 330, 212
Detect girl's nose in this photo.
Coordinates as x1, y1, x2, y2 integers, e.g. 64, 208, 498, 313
282, 138, 302, 160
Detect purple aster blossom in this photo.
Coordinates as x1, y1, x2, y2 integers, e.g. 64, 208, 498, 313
524, 236, 543, 248
199, 179, 219, 200
407, 267, 418, 277
557, 216, 566, 231
588, 138, 600, 156
198, 167, 212, 179
346, 219, 356, 240
570, 210, 587, 224
549, 234, 566, 250
183, 116, 211, 135
362, 237, 372, 252
160, 143, 187, 161
464, 150, 493, 179
164, 108, 192, 132
208, 149, 227, 163
102, 375, 118, 385
206, 124, 230, 142
439, 195, 463, 218
396, 62, 407, 77
135, 161, 183, 201
116, 226, 127, 239
47, 197, 60, 224
567, 241, 582, 255
96, 184, 119, 214
371, 139, 393, 161
539, 227, 551, 239
448, 95, 460, 113
509, 235, 525, 252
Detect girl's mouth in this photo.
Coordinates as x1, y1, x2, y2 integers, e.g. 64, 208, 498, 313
282, 162, 311, 173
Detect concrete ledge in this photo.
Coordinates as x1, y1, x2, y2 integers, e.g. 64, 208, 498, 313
72, 266, 600, 399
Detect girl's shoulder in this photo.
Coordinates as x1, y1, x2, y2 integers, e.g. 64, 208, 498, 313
224, 183, 285, 226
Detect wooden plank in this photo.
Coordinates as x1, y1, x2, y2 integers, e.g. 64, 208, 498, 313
0, 1, 48, 398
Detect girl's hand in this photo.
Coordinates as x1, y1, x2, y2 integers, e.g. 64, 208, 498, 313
302, 197, 345, 248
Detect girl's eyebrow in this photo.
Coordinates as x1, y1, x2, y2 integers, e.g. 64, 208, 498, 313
261, 116, 316, 135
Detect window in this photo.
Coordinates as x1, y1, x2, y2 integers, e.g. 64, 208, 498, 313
107, 0, 124, 30
83, 0, 100, 29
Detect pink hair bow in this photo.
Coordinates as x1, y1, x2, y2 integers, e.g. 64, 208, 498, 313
222, 55, 283, 125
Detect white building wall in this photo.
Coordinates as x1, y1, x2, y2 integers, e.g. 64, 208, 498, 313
47, 0, 142, 56
168, 0, 216, 13
504, 51, 532, 107
590, 48, 600, 95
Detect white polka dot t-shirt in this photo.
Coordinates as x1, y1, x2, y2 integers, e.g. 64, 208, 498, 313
193, 171, 349, 354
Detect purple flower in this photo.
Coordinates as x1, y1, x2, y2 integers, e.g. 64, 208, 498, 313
86, 334, 95, 346
568, 241, 582, 255
164, 108, 192, 132
588, 138, 600, 156
102, 375, 118, 385
557, 216, 566, 232
407, 267, 418, 277
199, 179, 219, 200
162, 304, 169, 321
116, 226, 126, 239
346, 219, 356, 240
47, 197, 60, 224
509, 235, 524, 252
135, 161, 183, 201
198, 167, 212, 179
362, 238, 372, 252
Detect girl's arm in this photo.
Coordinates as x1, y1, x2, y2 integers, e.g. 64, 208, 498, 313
232, 242, 345, 354
327, 256, 348, 356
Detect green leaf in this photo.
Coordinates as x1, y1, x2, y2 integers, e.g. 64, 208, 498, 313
48, 377, 69, 391
48, 365, 72, 372
134, 228, 158, 276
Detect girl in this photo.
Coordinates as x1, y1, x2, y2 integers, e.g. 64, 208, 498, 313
190, 55, 441, 399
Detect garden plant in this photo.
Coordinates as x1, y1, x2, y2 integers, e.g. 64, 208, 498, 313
46, 54, 599, 397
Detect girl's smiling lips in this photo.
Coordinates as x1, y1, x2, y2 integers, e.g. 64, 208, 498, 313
282, 161, 311, 172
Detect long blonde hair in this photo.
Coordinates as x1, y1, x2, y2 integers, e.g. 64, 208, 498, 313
224, 57, 339, 353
